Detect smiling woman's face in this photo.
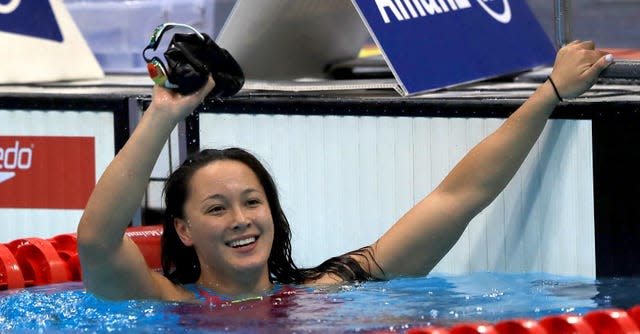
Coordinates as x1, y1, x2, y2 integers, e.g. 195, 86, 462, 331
176, 159, 274, 285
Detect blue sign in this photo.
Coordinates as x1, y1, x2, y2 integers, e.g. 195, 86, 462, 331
0, 0, 63, 42
351, 0, 555, 95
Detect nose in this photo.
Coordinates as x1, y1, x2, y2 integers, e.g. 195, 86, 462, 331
231, 207, 251, 231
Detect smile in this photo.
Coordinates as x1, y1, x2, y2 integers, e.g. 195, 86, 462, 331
227, 236, 257, 248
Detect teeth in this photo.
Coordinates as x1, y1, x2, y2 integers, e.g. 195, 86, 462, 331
229, 237, 256, 248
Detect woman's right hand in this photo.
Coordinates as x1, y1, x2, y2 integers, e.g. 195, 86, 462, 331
548, 40, 612, 100
149, 76, 216, 122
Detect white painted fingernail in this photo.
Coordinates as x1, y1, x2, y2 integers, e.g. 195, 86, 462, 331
605, 54, 614, 62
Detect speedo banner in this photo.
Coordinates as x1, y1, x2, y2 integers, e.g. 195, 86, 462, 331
0, 136, 95, 209
351, 0, 556, 95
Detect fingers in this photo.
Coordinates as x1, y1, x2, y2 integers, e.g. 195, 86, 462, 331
563, 40, 594, 51
204, 76, 216, 92
580, 47, 612, 76
195, 76, 216, 102
584, 53, 614, 78
578, 40, 595, 50
551, 40, 613, 98
151, 82, 176, 100
564, 40, 610, 67
196, 76, 216, 93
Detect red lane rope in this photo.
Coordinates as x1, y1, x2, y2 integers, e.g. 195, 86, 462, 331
0, 225, 163, 289
396, 308, 640, 334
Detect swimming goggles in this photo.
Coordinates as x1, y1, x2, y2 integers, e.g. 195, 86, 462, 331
142, 23, 205, 89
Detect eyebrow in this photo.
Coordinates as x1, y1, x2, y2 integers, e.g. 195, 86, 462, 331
201, 188, 263, 204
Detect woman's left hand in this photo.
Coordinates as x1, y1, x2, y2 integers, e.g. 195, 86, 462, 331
150, 76, 216, 123
549, 40, 613, 100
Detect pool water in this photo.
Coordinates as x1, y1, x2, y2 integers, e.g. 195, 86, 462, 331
0, 272, 638, 333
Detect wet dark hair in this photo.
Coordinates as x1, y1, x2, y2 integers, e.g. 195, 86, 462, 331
161, 147, 383, 285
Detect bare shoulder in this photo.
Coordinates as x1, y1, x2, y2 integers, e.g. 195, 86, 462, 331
150, 271, 195, 302
304, 273, 343, 285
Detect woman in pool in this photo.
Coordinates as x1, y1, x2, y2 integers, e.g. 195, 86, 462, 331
78, 40, 612, 302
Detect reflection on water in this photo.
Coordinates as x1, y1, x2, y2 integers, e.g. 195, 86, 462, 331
0, 272, 638, 333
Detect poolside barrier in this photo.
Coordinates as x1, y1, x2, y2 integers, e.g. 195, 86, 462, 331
1, 227, 640, 334
0, 225, 163, 290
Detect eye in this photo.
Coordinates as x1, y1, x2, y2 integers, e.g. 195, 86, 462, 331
246, 198, 262, 207
207, 205, 226, 215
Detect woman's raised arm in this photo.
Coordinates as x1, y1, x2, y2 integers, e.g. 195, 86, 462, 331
77, 78, 215, 300
369, 41, 612, 279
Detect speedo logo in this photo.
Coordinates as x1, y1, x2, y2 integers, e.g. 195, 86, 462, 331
0, 136, 95, 210
0, 141, 32, 184
375, 0, 512, 24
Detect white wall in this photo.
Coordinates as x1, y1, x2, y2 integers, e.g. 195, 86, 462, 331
199, 113, 595, 278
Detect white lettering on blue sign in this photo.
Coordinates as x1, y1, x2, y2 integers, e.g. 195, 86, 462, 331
374, 0, 511, 24
476, 0, 511, 24
0, 0, 21, 14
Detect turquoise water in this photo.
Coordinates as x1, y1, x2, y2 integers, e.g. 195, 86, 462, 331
0, 272, 638, 333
